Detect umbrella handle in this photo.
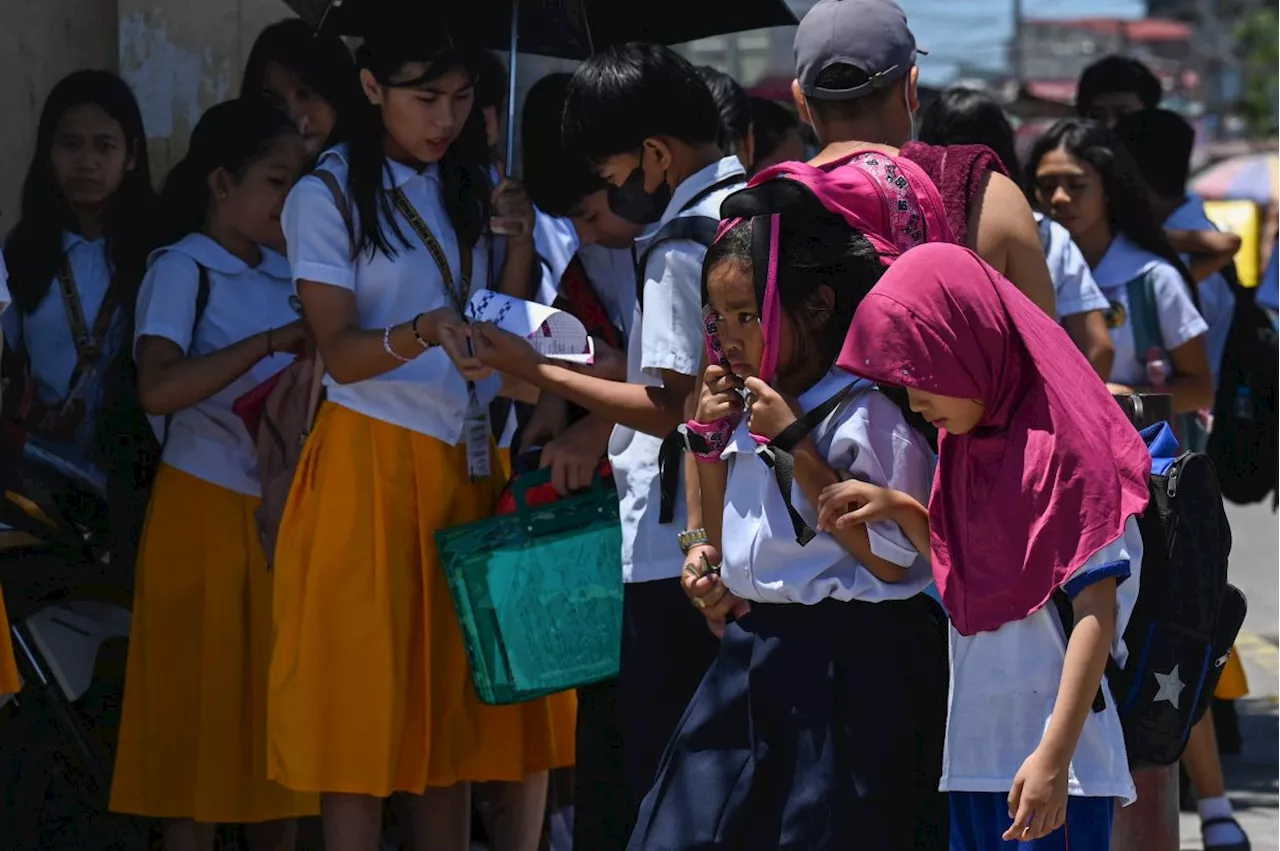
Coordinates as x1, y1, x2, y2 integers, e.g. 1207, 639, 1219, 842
504, 0, 520, 176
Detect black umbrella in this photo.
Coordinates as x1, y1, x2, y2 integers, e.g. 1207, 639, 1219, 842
286, 0, 798, 165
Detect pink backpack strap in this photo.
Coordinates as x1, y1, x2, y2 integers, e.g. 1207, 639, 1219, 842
890, 154, 956, 246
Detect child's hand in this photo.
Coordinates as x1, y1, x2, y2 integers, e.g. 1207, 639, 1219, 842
816, 478, 901, 532
681, 544, 751, 637
471, 321, 544, 379
1004, 747, 1069, 842
426, 308, 494, 382
695, 365, 744, 424
743, 377, 800, 440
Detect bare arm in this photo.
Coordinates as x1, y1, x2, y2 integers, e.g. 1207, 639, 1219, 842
1038, 578, 1118, 766
520, 359, 694, 439
1107, 335, 1214, 413
1167, 228, 1241, 283
971, 171, 1058, 317
496, 239, 538, 299
136, 326, 301, 417
297, 281, 480, 386
1061, 310, 1115, 380
682, 378, 705, 534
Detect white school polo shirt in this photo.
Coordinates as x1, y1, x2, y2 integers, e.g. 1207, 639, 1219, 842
282, 144, 501, 442
720, 371, 935, 605
941, 517, 1143, 805
1165, 195, 1236, 390
1033, 212, 1110, 321
1091, 234, 1208, 389
609, 155, 747, 584
0, 232, 113, 404
134, 234, 299, 497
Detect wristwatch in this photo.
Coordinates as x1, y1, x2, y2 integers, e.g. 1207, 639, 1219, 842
678, 528, 709, 554
678, 423, 714, 456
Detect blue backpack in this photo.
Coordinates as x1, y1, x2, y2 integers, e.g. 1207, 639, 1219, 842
1053, 421, 1245, 768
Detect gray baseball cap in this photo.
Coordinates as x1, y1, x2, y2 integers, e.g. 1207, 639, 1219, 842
794, 0, 926, 101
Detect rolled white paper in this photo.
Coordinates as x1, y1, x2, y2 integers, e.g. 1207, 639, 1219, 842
467, 289, 595, 364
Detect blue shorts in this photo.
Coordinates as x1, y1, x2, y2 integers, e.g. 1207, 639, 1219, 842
949, 791, 1114, 851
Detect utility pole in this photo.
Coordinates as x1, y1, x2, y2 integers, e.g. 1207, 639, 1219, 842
1012, 0, 1025, 86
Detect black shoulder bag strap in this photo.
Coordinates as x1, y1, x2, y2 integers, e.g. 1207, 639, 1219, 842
635, 174, 746, 312
756, 381, 872, 545
159, 262, 210, 450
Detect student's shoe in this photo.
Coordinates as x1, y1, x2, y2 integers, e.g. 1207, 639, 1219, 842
1202, 816, 1251, 851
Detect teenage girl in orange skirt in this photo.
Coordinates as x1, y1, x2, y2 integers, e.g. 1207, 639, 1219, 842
270, 13, 574, 851
109, 99, 316, 850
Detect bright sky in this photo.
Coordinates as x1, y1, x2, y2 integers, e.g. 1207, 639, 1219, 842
898, 0, 1148, 85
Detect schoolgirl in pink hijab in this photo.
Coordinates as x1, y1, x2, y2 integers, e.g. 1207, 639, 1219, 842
820, 243, 1150, 850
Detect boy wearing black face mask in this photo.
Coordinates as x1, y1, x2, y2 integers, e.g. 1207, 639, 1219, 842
472, 42, 745, 844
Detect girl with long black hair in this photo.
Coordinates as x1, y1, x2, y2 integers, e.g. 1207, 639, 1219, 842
241, 17, 361, 160
1, 70, 157, 489
1027, 118, 1213, 415
268, 12, 570, 851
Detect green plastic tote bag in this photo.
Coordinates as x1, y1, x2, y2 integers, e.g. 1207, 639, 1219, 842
435, 469, 623, 705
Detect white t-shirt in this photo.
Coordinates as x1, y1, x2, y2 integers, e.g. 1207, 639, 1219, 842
610, 155, 747, 584
0, 232, 113, 404
720, 371, 934, 604
1091, 235, 1208, 388
1165, 195, 1237, 390
1034, 212, 1110, 321
941, 517, 1143, 804
134, 234, 299, 496
282, 144, 501, 441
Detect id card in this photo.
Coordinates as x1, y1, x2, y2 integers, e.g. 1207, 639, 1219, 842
464, 395, 491, 481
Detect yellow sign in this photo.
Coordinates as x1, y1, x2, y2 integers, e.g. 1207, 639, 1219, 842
1204, 200, 1260, 287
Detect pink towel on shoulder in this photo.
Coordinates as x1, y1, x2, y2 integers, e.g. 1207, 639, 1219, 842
899, 141, 1008, 247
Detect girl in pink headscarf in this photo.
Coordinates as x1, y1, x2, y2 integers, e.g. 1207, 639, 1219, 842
625, 153, 953, 851
821, 242, 1151, 850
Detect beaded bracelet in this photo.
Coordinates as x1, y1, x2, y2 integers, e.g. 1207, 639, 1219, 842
411, 312, 436, 350
383, 325, 413, 363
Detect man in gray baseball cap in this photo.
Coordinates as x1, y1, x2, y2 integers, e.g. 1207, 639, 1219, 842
790, 0, 1058, 319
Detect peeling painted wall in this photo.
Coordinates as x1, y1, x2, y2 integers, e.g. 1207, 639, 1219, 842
0, 0, 119, 230
0, 0, 292, 228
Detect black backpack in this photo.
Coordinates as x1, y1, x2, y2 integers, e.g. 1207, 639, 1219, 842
1206, 262, 1278, 506
1054, 421, 1246, 768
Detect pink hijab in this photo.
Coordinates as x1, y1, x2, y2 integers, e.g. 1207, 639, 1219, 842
839, 244, 1151, 635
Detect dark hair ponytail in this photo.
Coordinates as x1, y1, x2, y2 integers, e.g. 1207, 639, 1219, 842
347, 20, 491, 260
1027, 117, 1198, 304
156, 98, 298, 247
3, 70, 157, 314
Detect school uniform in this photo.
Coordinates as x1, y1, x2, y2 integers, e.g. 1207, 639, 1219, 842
609, 155, 746, 817
1165, 196, 1236, 390
1033, 213, 1110, 322
1258, 238, 1279, 317
0, 254, 18, 697
944, 517, 1144, 850
269, 145, 575, 797
0, 232, 120, 486
108, 234, 317, 823
628, 372, 949, 851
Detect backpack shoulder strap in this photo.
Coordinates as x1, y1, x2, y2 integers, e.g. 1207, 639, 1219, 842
160, 261, 211, 449
313, 169, 356, 257
636, 216, 721, 313
1126, 270, 1165, 362
758, 381, 875, 545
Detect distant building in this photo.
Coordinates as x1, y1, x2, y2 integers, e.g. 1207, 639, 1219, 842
1013, 17, 1200, 111
678, 0, 812, 86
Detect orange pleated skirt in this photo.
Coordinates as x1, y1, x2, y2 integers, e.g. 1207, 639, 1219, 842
267, 403, 576, 797
110, 464, 318, 823
1215, 648, 1249, 701
0, 587, 20, 694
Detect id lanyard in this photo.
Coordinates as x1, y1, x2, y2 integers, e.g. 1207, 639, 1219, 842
391, 189, 490, 480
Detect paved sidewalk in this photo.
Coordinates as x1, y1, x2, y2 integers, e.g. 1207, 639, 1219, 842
1179, 632, 1279, 851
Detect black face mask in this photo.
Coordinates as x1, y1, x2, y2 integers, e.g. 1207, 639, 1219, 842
607, 165, 671, 225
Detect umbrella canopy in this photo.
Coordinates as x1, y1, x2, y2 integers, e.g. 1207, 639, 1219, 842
1191, 151, 1279, 205
289, 0, 797, 57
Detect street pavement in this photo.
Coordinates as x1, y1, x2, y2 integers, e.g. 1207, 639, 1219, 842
1179, 499, 1278, 851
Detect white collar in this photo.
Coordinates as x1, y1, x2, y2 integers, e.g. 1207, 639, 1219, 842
318, 143, 442, 191
150, 232, 291, 280
657, 155, 746, 228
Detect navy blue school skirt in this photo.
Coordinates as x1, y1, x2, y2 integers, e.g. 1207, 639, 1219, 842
626, 594, 950, 851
